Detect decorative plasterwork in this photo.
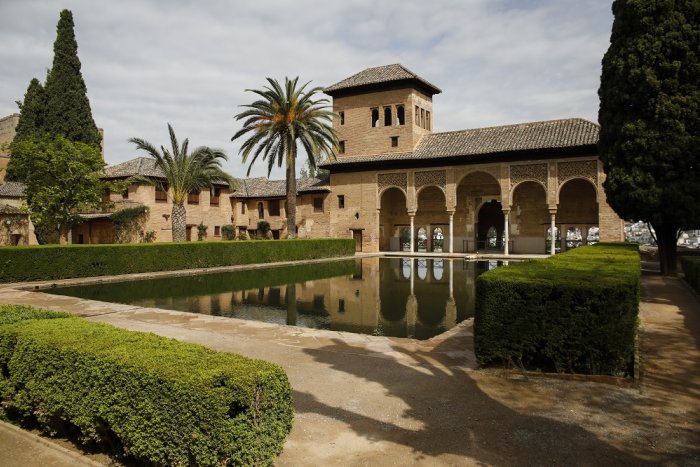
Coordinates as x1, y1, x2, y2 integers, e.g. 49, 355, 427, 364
415, 170, 446, 190
377, 172, 407, 192
510, 163, 548, 189
557, 160, 598, 186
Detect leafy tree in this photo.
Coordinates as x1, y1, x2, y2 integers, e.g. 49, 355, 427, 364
129, 124, 234, 242
43, 9, 100, 147
232, 77, 338, 238
13, 78, 46, 142
9, 135, 104, 244
598, 0, 700, 275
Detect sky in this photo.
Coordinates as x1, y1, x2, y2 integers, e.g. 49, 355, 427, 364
0, 0, 614, 180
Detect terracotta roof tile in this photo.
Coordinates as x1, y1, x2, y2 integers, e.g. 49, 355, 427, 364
232, 176, 329, 199
320, 118, 599, 168
103, 157, 165, 179
0, 181, 26, 198
324, 64, 441, 95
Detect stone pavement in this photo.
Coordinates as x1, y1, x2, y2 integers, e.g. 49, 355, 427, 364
0, 269, 698, 466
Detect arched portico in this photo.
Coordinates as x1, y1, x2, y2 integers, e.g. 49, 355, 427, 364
455, 171, 502, 252
557, 178, 599, 251
415, 185, 448, 252
379, 187, 409, 251
510, 181, 550, 253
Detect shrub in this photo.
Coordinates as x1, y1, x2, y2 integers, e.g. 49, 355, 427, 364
221, 224, 235, 241
0, 305, 293, 465
475, 243, 640, 376
682, 256, 700, 293
0, 238, 355, 283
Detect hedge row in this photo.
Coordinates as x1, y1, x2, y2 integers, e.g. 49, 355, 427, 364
682, 256, 700, 293
475, 243, 640, 376
0, 238, 355, 283
0, 305, 293, 465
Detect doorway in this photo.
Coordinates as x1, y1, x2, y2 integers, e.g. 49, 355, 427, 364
352, 230, 363, 252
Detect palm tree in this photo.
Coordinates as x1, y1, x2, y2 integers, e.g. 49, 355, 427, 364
232, 77, 338, 238
129, 124, 234, 242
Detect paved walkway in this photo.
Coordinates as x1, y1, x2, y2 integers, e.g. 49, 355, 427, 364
0, 270, 698, 465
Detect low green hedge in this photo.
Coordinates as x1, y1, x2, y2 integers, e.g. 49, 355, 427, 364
0, 238, 355, 283
475, 243, 640, 376
0, 305, 293, 465
682, 256, 700, 293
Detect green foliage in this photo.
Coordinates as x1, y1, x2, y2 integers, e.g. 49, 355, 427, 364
0, 238, 355, 283
598, 0, 700, 274
110, 206, 149, 243
197, 222, 208, 241
257, 220, 271, 235
7, 135, 105, 242
11, 78, 46, 144
129, 124, 235, 242
681, 256, 700, 293
0, 305, 293, 465
475, 243, 640, 376
232, 77, 339, 238
43, 10, 100, 146
0, 305, 70, 325
140, 230, 156, 243
222, 224, 235, 240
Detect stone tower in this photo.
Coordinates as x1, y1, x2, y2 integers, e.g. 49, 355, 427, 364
324, 64, 441, 157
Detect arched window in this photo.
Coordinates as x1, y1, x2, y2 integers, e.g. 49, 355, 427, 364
432, 259, 444, 281
371, 108, 379, 128
417, 227, 428, 252
402, 258, 412, 279
587, 226, 599, 245
401, 227, 411, 251
566, 226, 583, 249
486, 226, 498, 248
417, 259, 428, 280
257, 202, 264, 219
396, 105, 405, 125
384, 107, 392, 126
432, 227, 444, 252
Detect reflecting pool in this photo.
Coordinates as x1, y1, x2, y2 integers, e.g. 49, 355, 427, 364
49, 257, 505, 340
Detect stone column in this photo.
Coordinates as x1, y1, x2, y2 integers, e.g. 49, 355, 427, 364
376, 209, 381, 252
409, 213, 415, 253
549, 209, 557, 255
503, 209, 510, 255
448, 211, 455, 253
410, 258, 415, 295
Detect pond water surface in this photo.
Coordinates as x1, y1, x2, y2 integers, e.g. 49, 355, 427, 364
49, 257, 504, 340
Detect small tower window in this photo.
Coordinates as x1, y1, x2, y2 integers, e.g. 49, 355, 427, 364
426, 111, 431, 130
339, 111, 345, 125
371, 108, 379, 127
384, 107, 392, 126
257, 202, 264, 219
338, 195, 345, 209
396, 105, 405, 125
421, 108, 426, 129
391, 136, 399, 147
415, 106, 420, 125
338, 141, 346, 154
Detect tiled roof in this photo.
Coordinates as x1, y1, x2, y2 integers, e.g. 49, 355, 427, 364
324, 64, 441, 95
232, 176, 330, 199
0, 203, 26, 214
320, 118, 599, 168
103, 157, 165, 179
0, 181, 26, 198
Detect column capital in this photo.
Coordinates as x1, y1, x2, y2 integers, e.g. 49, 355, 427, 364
502, 208, 511, 215
447, 209, 456, 216
548, 208, 558, 215
408, 211, 417, 217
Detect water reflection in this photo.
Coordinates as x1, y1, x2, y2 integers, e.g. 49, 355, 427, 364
50, 258, 503, 340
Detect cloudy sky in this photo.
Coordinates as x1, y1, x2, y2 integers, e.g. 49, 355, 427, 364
0, 0, 614, 179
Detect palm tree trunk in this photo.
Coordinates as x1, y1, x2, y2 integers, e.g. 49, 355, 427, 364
286, 145, 297, 238
172, 202, 187, 242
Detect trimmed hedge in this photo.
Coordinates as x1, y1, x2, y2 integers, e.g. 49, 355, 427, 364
475, 243, 640, 376
0, 305, 293, 465
682, 256, 700, 293
0, 238, 355, 283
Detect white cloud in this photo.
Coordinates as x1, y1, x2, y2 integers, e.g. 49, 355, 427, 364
0, 0, 613, 179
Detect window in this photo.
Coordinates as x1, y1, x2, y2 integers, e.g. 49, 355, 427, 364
155, 183, 168, 202
241, 201, 246, 214
269, 199, 280, 216
121, 188, 129, 199
102, 188, 110, 203
338, 195, 345, 209
214, 226, 221, 236
338, 298, 345, 313
338, 140, 345, 154
396, 105, 405, 125
421, 108, 426, 129
391, 136, 399, 147
371, 108, 379, 127
313, 197, 324, 212
426, 110, 431, 130
339, 111, 345, 125
210, 187, 221, 205
187, 190, 199, 204
257, 202, 264, 219
415, 106, 420, 125
384, 107, 392, 126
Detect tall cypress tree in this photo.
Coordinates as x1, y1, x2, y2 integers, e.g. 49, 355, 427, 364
598, 0, 700, 275
43, 9, 100, 147
13, 78, 46, 142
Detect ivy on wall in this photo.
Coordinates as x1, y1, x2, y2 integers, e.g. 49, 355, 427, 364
110, 206, 149, 243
